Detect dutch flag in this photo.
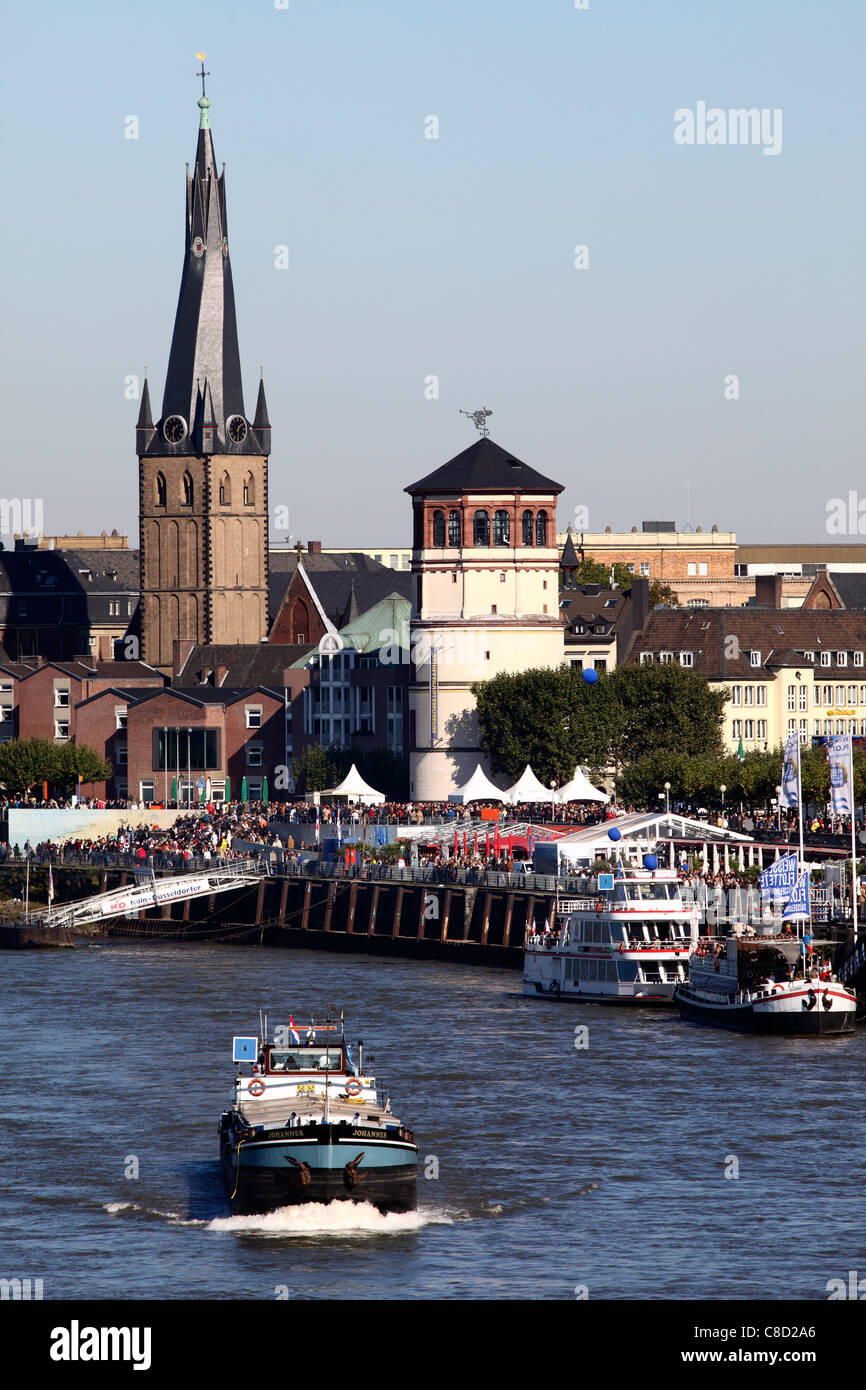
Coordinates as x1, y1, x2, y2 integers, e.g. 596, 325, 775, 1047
288, 1014, 300, 1045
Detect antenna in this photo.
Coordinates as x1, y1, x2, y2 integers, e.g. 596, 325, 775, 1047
459, 406, 493, 437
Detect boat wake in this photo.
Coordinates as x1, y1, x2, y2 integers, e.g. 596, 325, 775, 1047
103, 1201, 207, 1226
206, 1201, 451, 1238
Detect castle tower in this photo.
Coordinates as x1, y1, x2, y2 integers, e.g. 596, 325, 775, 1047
405, 433, 564, 800
137, 70, 270, 668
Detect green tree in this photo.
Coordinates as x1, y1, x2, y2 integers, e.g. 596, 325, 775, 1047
648, 580, 679, 608
472, 666, 623, 784
0, 738, 110, 795
572, 557, 634, 590
608, 662, 727, 764
54, 744, 113, 794
0, 738, 59, 793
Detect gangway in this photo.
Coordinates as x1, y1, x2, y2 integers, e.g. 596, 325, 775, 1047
34, 858, 268, 932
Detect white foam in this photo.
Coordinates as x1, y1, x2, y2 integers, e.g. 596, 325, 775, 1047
206, 1201, 450, 1238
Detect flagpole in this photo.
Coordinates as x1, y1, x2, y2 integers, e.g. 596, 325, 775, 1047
797, 737, 809, 968
850, 735, 858, 941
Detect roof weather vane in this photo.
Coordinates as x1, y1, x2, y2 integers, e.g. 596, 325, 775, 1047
196, 52, 209, 97
460, 406, 493, 437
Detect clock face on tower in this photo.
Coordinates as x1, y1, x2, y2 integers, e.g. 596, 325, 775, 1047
163, 415, 187, 443
227, 416, 247, 444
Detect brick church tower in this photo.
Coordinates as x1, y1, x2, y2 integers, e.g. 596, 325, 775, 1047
137, 70, 270, 669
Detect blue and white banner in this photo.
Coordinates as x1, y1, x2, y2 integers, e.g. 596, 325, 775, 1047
779, 731, 800, 809
826, 734, 852, 817
782, 871, 810, 921
760, 851, 798, 901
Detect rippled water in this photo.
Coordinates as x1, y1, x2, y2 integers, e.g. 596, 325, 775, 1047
2, 942, 864, 1300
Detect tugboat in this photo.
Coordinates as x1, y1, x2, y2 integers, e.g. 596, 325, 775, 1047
523, 867, 698, 1005
219, 1014, 418, 1214
674, 934, 856, 1034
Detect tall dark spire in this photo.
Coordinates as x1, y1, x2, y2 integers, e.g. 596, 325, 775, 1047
149, 73, 261, 455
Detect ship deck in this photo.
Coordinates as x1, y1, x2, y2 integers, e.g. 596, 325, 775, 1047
236, 1092, 402, 1129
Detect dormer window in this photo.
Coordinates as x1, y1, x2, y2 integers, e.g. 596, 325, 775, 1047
750, 650, 761, 667
821, 651, 832, 667
837, 651, 847, 666
680, 652, 694, 667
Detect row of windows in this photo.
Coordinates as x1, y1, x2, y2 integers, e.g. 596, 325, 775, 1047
431, 509, 548, 548
154, 472, 256, 508
730, 686, 768, 706
731, 720, 769, 741
640, 652, 694, 667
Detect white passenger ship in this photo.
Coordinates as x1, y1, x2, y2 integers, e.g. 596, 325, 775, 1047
523, 868, 697, 1005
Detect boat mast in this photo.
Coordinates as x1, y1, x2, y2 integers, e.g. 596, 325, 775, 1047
797, 739, 809, 975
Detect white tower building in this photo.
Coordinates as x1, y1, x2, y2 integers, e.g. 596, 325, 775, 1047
406, 434, 565, 801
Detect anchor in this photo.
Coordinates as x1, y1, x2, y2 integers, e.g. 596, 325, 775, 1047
343, 1152, 367, 1190
285, 1156, 312, 1186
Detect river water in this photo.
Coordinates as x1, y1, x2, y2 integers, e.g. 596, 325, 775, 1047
2, 941, 863, 1301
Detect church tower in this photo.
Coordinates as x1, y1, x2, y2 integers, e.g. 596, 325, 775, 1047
137, 68, 270, 669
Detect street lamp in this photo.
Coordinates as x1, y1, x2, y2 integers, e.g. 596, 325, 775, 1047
550, 779, 557, 823
664, 781, 671, 816
187, 727, 193, 809
720, 783, 726, 817
776, 785, 783, 833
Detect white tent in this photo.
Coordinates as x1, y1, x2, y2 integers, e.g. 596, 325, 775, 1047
320, 763, 385, 805
449, 764, 508, 804
556, 766, 609, 804
503, 764, 556, 804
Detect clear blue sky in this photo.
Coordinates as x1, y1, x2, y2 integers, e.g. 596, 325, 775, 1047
2, 0, 864, 547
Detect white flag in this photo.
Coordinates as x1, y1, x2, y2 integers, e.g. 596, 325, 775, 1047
826, 734, 852, 816
779, 731, 800, 809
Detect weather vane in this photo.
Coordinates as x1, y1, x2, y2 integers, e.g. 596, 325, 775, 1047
196, 52, 209, 98
459, 406, 493, 437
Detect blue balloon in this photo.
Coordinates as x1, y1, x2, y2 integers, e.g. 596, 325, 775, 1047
643, 853, 658, 870
582, 668, 599, 684
607, 826, 621, 842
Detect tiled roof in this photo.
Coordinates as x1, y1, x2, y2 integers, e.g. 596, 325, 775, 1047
405, 436, 563, 495
630, 609, 866, 678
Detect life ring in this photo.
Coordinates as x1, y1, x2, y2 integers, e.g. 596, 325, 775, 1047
248, 1078, 265, 1097
345, 1079, 363, 1097
596, 901, 604, 914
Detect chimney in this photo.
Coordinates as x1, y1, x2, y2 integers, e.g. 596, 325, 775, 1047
754, 574, 783, 608
307, 541, 322, 554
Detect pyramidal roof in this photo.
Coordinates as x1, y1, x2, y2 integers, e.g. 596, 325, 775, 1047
405, 436, 563, 495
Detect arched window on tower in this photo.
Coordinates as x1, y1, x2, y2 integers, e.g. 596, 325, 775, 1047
182, 472, 194, 507
219, 471, 231, 506
155, 473, 167, 508
535, 510, 548, 546
432, 510, 446, 547
473, 510, 490, 546
243, 471, 255, 506
448, 509, 461, 546
493, 509, 510, 546
522, 509, 534, 546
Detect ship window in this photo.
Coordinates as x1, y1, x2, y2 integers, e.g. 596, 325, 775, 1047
617, 961, 639, 982
268, 1047, 343, 1072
